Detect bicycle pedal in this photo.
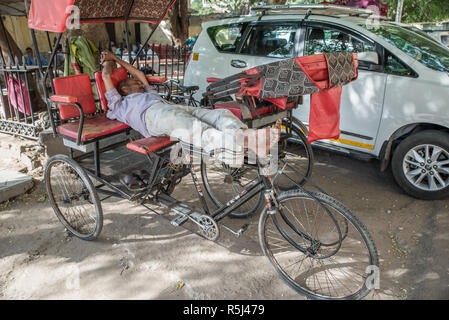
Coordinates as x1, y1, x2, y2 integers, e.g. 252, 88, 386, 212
220, 223, 249, 237
171, 214, 189, 227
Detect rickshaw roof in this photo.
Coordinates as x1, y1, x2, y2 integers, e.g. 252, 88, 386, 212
28, 0, 177, 33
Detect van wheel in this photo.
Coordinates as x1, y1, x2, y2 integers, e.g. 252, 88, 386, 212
391, 130, 449, 200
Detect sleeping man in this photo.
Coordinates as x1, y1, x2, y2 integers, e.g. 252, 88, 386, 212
100, 50, 280, 165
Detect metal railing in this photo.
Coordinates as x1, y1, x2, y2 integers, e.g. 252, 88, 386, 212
114, 43, 190, 95
0, 57, 46, 139
0, 43, 190, 140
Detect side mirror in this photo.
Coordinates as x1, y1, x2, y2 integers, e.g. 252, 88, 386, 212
357, 51, 379, 65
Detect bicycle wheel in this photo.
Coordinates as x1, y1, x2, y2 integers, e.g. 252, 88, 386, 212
275, 119, 313, 190
259, 190, 378, 300
44, 155, 103, 240
201, 159, 264, 219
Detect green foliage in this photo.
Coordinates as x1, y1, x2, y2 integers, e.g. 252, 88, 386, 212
191, 0, 449, 23
190, 0, 259, 15
384, 0, 449, 23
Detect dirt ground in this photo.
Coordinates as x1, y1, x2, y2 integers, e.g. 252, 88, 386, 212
0, 135, 448, 300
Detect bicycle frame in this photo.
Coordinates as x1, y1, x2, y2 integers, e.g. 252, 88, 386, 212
187, 153, 347, 255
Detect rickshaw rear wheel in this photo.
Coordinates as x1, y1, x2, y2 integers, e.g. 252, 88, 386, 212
275, 118, 314, 190
44, 155, 103, 241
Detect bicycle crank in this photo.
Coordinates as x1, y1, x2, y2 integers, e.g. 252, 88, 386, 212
197, 215, 219, 241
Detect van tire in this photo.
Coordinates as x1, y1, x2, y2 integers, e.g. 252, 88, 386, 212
391, 130, 449, 200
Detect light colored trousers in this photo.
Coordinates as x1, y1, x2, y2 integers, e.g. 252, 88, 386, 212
144, 102, 248, 153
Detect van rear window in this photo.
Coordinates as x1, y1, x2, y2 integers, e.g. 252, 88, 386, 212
207, 23, 247, 53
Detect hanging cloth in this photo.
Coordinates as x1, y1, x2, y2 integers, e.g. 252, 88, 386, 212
6, 74, 32, 116
68, 36, 99, 79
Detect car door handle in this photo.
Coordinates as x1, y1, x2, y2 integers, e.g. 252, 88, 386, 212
231, 60, 247, 68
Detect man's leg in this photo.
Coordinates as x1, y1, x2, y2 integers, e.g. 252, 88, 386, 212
145, 103, 243, 153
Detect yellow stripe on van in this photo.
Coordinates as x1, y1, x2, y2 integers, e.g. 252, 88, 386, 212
330, 138, 375, 150
275, 124, 372, 149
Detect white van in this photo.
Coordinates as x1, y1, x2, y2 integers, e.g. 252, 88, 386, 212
184, 5, 449, 200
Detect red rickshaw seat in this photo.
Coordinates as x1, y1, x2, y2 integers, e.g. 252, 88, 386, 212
94, 67, 128, 111
56, 114, 130, 142
52, 73, 130, 143
126, 136, 176, 155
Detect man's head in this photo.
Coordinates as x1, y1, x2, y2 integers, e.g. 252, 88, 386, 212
118, 78, 145, 96
26, 47, 33, 57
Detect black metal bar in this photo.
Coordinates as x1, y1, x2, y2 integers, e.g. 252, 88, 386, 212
0, 17, 14, 63
29, 29, 44, 78
31, 28, 58, 136
85, 170, 132, 200
170, 45, 174, 81
212, 180, 266, 222
190, 164, 210, 215
147, 154, 161, 189
94, 140, 100, 177
124, 21, 132, 63
43, 33, 63, 87
22, 56, 35, 125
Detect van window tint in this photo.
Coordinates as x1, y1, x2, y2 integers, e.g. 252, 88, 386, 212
385, 53, 417, 77
207, 23, 246, 53
305, 27, 375, 55
240, 24, 297, 58
362, 24, 449, 73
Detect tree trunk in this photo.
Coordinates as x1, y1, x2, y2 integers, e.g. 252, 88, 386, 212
169, 0, 189, 46
0, 18, 22, 64
395, 0, 404, 22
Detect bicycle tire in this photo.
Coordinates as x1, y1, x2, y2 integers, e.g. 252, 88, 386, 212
259, 190, 378, 300
200, 118, 313, 217
275, 119, 313, 190
44, 155, 103, 241
201, 160, 264, 219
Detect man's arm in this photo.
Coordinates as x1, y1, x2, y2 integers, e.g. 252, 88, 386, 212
101, 50, 149, 86
101, 60, 116, 92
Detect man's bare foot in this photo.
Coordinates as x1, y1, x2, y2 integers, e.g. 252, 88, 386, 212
266, 119, 282, 152
240, 119, 281, 158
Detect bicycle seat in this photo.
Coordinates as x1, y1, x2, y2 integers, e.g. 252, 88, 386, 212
179, 85, 199, 92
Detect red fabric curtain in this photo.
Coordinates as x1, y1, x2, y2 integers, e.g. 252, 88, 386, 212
28, 0, 75, 32
308, 86, 343, 144
28, 0, 177, 32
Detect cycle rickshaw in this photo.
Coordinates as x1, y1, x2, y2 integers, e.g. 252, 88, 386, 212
28, 0, 378, 300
